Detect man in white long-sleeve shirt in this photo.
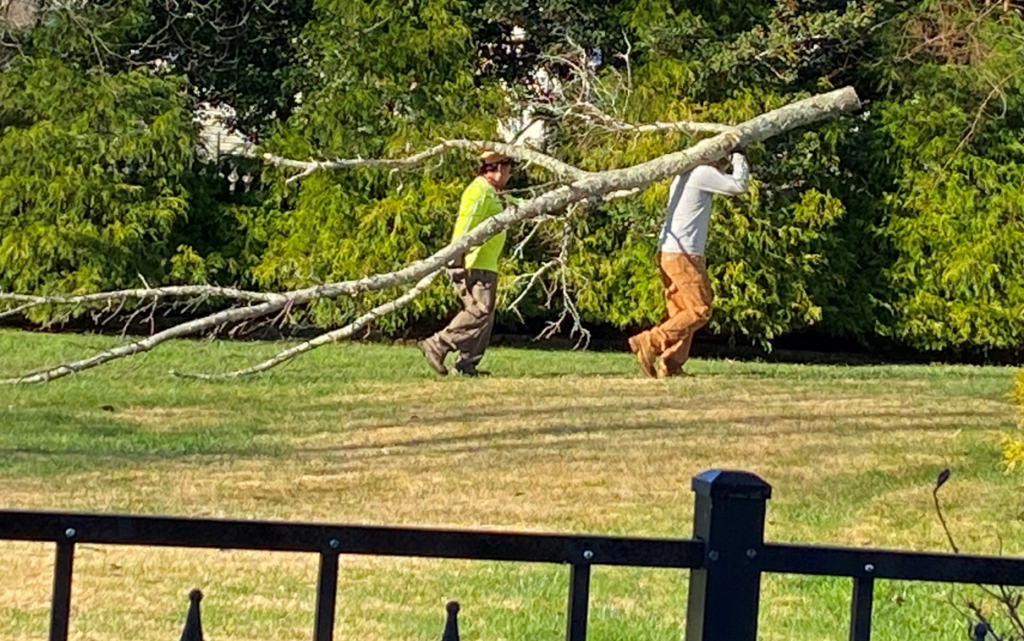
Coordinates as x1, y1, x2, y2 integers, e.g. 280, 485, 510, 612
628, 152, 750, 377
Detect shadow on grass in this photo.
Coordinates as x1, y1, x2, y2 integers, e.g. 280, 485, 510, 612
291, 387, 1010, 433
291, 407, 1006, 461
0, 411, 284, 477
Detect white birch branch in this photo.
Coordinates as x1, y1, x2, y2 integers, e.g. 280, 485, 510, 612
572, 103, 738, 135
172, 272, 441, 380
2, 86, 860, 384
508, 258, 562, 319
281, 87, 859, 310
263, 139, 588, 182
0, 285, 286, 316
0, 300, 289, 384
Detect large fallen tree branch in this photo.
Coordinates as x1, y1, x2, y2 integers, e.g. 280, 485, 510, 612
0, 87, 860, 384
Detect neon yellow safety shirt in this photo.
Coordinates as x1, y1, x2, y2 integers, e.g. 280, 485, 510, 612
451, 176, 511, 272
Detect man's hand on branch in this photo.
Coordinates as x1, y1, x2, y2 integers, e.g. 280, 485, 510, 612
724, 131, 742, 153
446, 252, 466, 270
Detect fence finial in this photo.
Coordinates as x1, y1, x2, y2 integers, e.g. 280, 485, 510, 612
441, 601, 460, 641
179, 589, 204, 641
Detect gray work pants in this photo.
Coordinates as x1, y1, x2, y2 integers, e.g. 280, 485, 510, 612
432, 268, 497, 372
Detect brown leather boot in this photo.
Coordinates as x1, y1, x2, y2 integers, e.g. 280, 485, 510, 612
656, 363, 690, 378
418, 339, 448, 376
627, 334, 657, 378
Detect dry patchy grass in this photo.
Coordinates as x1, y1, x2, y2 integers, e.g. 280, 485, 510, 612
0, 331, 1019, 640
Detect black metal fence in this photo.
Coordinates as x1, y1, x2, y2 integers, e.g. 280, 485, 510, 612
2, 469, 1024, 641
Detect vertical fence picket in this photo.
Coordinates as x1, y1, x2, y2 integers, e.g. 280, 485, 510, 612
313, 551, 340, 641
566, 562, 591, 641
848, 576, 874, 641
48, 539, 75, 641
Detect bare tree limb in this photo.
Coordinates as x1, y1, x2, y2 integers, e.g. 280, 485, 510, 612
0, 284, 286, 312
571, 102, 738, 136
508, 259, 561, 320
2, 86, 860, 384
510, 215, 557, 259
0, 300, 289, 384
173, 272, 441, 380
292, 87, 860, 302
263, 139, 589, 182
534, 214, 591, 349
0, 301, 41, 321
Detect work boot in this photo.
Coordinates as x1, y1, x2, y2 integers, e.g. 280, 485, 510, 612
656, 363, 690, 379
418, 339, 448, 376
454, 366, 490, 377
627, 334, 657, 378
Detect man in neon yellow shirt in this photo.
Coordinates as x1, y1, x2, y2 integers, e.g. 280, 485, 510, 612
420, 150, 515, 376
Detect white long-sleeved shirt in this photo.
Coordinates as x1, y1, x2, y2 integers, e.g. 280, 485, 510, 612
658, 153, 750, 255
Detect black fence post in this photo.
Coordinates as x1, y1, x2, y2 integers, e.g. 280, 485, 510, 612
684, 469, 772, 641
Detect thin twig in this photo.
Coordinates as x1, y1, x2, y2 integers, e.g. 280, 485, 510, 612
507, 259, 561, 320
174, 272, 440, 379
264, 139, 588, 182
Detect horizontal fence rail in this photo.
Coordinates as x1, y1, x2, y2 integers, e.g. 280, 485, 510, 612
0, 509, 705, 641
762, 542, 1024, 585
0, 509, 705, 567
3, 469, 1024, 641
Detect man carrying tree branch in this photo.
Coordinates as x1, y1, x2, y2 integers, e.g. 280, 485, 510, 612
419, 149, 516, 377
629, 150, 750, 378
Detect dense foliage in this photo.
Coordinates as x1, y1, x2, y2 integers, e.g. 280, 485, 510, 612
2, 0, 1023, 351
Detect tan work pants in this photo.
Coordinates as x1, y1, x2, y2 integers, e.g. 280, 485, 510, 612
433, 268, 497, 372
645, 252, 713, 375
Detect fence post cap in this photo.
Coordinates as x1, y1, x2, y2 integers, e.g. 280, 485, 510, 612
691, 469, 772, 500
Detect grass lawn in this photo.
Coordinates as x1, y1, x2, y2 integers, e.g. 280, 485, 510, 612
0, 328, 1021, 641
